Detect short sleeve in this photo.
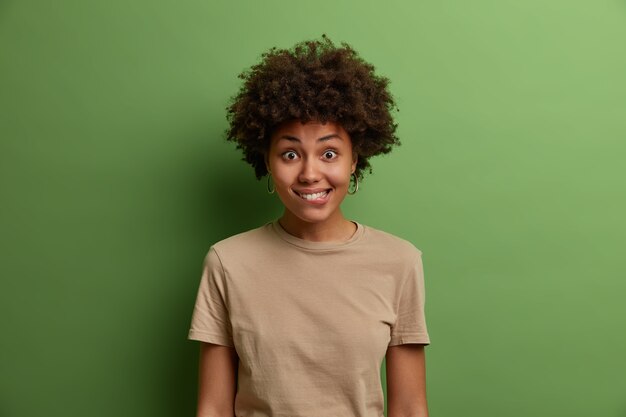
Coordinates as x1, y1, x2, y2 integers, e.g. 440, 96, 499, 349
187, 246, 234, 347
388, 252, 430, 346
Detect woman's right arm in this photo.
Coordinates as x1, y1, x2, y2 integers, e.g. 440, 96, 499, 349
196, 342, 239, 417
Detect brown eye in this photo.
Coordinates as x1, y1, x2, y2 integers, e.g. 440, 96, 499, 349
324, 150, 337, 160
282, 151, 298, 160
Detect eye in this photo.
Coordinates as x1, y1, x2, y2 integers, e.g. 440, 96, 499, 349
323, 150, 338, 160
281, 151, 298, 160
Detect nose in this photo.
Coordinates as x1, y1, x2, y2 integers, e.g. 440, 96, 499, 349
298, 156, 321, 183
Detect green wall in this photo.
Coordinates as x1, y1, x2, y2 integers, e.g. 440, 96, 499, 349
1, 1, 625, 416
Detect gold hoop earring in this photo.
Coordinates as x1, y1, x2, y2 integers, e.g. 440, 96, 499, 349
267, 173, 275, 194
347, 173, 359, 195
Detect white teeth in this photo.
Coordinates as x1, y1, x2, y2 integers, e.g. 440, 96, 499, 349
298, 190, 329, 200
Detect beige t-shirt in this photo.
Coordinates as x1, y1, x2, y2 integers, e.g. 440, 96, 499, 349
188, 219, 430, 417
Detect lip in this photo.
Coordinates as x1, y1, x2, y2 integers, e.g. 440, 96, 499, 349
293, 188, 332, 205
293, 188, 332, 194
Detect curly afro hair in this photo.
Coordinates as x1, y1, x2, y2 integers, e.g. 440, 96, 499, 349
225, 34, 401, 182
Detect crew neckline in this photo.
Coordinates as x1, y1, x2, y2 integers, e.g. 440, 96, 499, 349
269, 218, 365, 250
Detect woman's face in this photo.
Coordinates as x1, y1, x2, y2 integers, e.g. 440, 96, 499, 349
265, 119, 358, 226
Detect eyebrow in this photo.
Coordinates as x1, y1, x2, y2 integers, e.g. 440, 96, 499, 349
278, 134, 343, 143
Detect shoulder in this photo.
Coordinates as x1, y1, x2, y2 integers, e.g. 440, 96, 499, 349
210, 222, 273, 256
362, 223, 423, 261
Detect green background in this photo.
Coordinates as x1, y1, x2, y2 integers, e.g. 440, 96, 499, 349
1, 1, 625, 416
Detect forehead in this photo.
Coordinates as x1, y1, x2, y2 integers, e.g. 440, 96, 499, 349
271, 120, 350, 144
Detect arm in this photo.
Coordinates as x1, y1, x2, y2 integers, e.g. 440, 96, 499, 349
196, 342, 239, 417
385, 344, 429, 417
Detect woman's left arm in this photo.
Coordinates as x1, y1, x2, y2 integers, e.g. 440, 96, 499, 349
385, 344, 429, 417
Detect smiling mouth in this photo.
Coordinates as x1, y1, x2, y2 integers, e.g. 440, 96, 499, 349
294, 189, 332, 201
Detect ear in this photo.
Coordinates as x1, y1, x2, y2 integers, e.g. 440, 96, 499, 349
351, 152, 358, 173
264, 152, 271, 174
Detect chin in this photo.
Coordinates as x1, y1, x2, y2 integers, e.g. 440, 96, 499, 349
286, 208, 337, 225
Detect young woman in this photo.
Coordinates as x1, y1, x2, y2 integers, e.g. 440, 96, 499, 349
188, 35, 431, 417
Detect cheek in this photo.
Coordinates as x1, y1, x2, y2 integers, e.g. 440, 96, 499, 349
272, 174, 290, 189
271, 169, 297, 191
327, 168, 352, 186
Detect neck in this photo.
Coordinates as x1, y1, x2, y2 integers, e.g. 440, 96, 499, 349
278, 210, 356, 242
